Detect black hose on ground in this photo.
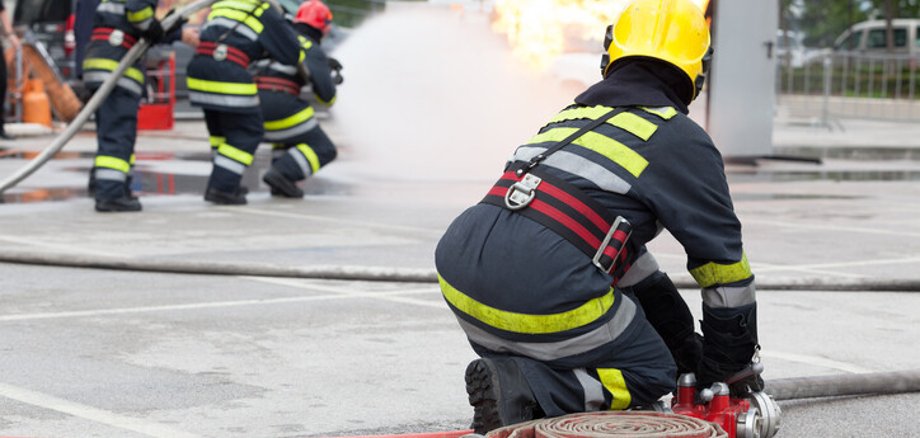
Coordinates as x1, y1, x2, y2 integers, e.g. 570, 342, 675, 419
767, 370, 920, 401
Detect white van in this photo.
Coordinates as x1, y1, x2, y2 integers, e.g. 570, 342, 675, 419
833, 19, 920, 54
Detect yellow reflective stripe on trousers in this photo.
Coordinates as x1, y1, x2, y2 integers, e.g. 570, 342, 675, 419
207, 8, 265, 34
82, 58, 145, 84
549, 106, 659, 141
217, 144, 254, 165
527, 128, 649, 178
439, 275, 615, 335
296, 144, 321, 173
690, 253, 752, 288
95, 156, 131, 173
264, 107, 315, 131
126, 6, 153, 23
187, 78, 257, 95
597, 368, 632, 410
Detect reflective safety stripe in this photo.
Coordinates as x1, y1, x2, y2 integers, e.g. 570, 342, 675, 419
549, 106, 659, 141
690, 253, 752, 288
95, 156, 131, 173
187, 78, 257, 95
574, 369, 606, 412
129, 154, 136, 165
126, 6, 153, 23
527, 128, 649, 178
217, 143, 254, 165
597, 368, 632, 410
83, 72, 144, 95
208, 8, 265, 35
133, 18, 153, 31
295, 144, 321, 174
209, 136, 226, 148
94, 168, 128, 182
456, 294, 636, 361
641, 106, 678, 120
203, 17, 259, 41
439, 275, 616, 335
212, 0, 265, 12
617, 251, 660, 288
254, 59, 298, 75
97, 2, 126, 15
317, 95, 337, 106
264, 117, 317, 142
82, 58, 145, 84
264, 107, 314, 131
513, 146, 632, 195
702, 283, 757, 308
297, 35, 313, 51
189, 91, 259, 108
214, 155, 246, 174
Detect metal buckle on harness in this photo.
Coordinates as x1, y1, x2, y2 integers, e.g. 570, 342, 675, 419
593, 216, 631, 273
108, 29, 124, 47
504, 173, 542, 210
213, 44, 229, 62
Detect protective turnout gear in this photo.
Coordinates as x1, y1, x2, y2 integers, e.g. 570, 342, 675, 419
601, 0, 710, 100
83, 0, 183, 211
294, 0, 333, 35
187, 0, 302, 202
253, 21, 338, 197
699, 303, 762, 397
629, 269, 702, 375
465, 357, 541, 434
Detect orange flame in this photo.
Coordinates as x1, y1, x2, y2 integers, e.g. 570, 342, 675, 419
492, 0, 712, 69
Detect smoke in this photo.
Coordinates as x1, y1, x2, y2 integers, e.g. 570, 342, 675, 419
328, 2, 583, 182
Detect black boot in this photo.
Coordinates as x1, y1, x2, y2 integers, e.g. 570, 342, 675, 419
95, 196, 142, 212
204, 187, 248, 205
465, 358, 541, 434
262, 167, 304, 198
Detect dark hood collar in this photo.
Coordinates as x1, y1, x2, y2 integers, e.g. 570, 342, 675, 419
574, 58, 693, 115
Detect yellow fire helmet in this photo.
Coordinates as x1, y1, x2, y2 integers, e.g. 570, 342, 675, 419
602, 0, 712, 100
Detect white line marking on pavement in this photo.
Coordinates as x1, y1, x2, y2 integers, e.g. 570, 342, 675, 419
0, 382, 201, 438
0, 289, 438, 322
239, 276, 446, 309
0, 235, 118, 258
225, 207, 444, 236
765, 351, 874, 374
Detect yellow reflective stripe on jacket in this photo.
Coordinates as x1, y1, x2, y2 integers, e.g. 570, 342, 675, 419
208, 8, 265, 34
129, 154, 136, 165
95, 156, 131, 173
126, 6, 154, 23
527, 128, 649, 178
549, 106, 659, 141
82, 58, 145, 84
640, 106, 678, 120
264, 107, 314, 131
296, 144, 321, 173
690, 253, 752, 288
217, 144, 254, 165
209, 136, 226, 148
439, 275, 616, 335
298, 35, 313, 51
597, 368, 632, 410
212, 0, 268, 15
187, 78, 257, 95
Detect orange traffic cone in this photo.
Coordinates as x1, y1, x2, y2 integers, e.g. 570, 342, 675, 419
23, 79, 52, 128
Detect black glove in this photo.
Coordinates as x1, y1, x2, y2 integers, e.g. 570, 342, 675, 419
328, 57, 343, 71
631, 271, 701, 375
698, 303, 763, 397
141, 19, 165, 44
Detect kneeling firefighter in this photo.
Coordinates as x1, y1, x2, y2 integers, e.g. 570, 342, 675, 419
84, 0, 198, 212
434, 0, 762, 433
187, 0, 302, 205
254, 0, 339, 198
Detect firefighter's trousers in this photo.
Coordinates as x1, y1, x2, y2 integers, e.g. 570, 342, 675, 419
92, 86, 140, 201
260, 91, 337, 181
204, 109, 264, 193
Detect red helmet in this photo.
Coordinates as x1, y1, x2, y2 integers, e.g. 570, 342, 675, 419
294, 0, 334, 35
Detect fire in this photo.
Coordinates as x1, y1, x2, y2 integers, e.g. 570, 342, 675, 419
491, 0, 712, 69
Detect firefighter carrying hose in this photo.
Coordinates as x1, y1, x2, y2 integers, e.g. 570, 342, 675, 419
84, 0, 199, 212
434, 0, 762, 433
255, 0, 339, 198
187, 0, 302, 205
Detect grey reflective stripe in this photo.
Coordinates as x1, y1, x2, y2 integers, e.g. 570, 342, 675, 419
189, 91, 260, 108
573, 368, 605, 412
97, 2, 126, 15
514, 146, 632, 194
134, 18, 153, 31
457, 295, 637, 362
702, 283, 756, 308
95, 168, 128, 182
84, 72, 143, 95
214, 155, 247, 174
254, 59, 298, 75
288, 147, 312, 176
618, 252, 660, 288
204, 17, 259, 41
263, 117, 318, 141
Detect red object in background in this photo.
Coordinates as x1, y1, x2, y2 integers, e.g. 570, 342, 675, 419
138, 52, 176, 130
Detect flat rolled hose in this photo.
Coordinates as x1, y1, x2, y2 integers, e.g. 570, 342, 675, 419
485, 412, 727, 438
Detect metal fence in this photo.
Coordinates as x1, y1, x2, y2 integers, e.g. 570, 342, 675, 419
776, 50, 920, 123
